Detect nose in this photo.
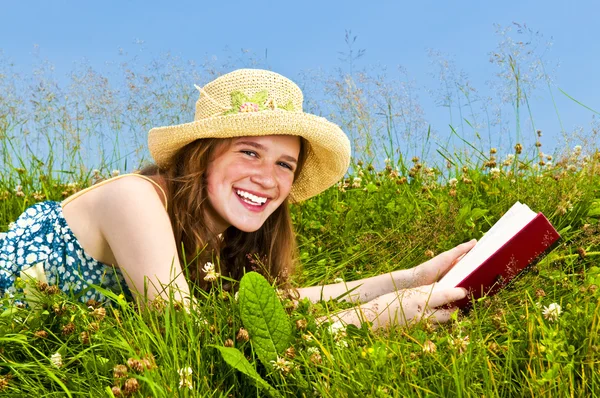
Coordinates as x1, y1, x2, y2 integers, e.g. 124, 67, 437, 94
250, 162, 277, 189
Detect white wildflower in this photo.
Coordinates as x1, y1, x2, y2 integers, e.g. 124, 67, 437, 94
307, 347, 320, 355
328, 321, 346, 336
271, 356, 292, 373
542, 303, 562, 322
448, 178, 458, 187
573, 145, 582, 155
177, 367, 193, 389
335, 339, 349, 348
50, 352, 63, 368
384, 158, 391, 164
202, 262, 220, 282
333, 277, 344, 284
352, 177, 362, 188
422, 340, 437, 353
111, 169, 120, 177
490, 167, 500, 176
450, 335, 470, 354
301, 333, 313, 342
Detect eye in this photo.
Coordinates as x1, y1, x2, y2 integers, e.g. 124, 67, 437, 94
241, 150, 258, 157
278, 161, 294, 171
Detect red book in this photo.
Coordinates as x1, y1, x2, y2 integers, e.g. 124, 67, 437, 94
436, 202, 561, 308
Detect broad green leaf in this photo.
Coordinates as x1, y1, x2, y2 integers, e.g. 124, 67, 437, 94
239, 272, 291, 366
588, 200, 600, 218
277, 100, 294, 111
230, 91, 248, 109
212, 346, 282, 398
249, 90, 268, 105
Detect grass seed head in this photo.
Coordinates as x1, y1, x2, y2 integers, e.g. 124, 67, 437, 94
113, 364, 128, 379
127, 358, 145, 373
0, 376, 8, 391
310, 352, 322, 364
123, 378, 139, 395
515, 143, 523, 154
61, 322, 75, 336
295, 319, 308, 330
236, 328, 250, 342
46, 285, 60, 295
285, 346, 296, 359
111, 386, 122, 396
91, 307, 106, 321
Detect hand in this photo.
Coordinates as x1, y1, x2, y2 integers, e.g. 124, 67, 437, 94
410, 239, 477, 287
371, 284, 466, 328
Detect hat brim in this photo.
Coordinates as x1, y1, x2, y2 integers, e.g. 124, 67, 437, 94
148, 111, 351, 202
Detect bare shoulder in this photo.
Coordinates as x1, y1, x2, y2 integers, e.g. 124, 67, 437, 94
93, 175, 171, 233
96, 174, 166, 211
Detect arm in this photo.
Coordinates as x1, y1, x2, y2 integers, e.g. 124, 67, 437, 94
96, 177, 192, 306
323, 284, 467, 330
297, 239, 476, 304
296, 268, 417, 304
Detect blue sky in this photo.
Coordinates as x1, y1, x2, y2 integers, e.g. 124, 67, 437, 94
1, 0, 598, 157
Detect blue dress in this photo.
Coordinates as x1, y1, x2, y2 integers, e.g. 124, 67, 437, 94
0, 173, 166, 303
0, 201, 131, 303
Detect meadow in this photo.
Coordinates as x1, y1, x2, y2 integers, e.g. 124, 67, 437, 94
1, 29, 600, 397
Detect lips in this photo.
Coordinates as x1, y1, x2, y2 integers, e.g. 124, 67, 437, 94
234, 188, 271, 210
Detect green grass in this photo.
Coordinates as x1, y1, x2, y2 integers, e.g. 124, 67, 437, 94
1, 33, 600, 395
1, 145, 599, 397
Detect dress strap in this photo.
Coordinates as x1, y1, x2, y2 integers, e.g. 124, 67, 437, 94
61, 173, 169, 212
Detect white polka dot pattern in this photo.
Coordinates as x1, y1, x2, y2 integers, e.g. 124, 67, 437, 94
0, 201, 131, 303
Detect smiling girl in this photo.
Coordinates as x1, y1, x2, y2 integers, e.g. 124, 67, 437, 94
0, 69, 474, 329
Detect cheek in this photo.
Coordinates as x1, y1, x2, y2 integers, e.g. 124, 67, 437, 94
279, 173, 295, 195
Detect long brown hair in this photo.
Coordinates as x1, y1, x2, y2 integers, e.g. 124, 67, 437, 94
138, 137, 306, 293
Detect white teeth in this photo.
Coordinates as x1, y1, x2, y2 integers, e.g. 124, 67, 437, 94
236, 189, 267, 205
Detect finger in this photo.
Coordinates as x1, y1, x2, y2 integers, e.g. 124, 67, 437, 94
453, 239, 477, 255
427, 287, 467, 308
429, 306, 460, 324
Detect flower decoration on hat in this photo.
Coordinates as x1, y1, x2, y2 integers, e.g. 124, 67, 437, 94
222, 90, 294, 115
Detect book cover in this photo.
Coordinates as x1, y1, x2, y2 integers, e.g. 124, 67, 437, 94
437, 202, 561, 308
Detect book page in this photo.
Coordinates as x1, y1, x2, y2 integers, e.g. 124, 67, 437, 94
436, 202, 537, 289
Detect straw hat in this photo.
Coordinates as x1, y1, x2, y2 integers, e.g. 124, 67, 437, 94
148, 68, 350, 202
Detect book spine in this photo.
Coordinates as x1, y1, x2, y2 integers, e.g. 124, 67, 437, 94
454, 213, 560, 308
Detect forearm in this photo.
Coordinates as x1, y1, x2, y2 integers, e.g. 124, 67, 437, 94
296, 267, 417, 304
319, 295, 395, 331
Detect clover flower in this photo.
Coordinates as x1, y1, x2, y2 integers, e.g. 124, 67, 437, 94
178, 367, 193, 389
239, 102, 259, 113
328, 321, 346, 336
448, 178, 458, 187
352, 177, 362, 188
202, 262, 220, 282
423, 340, 437, 353
50, 352, 63, 368
450, 335, 470, 354
271, 356, 292, 374
542, 303, 562, 322
111, 169, 120, 177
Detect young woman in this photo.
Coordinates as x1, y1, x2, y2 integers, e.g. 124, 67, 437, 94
0, 69, 474, 329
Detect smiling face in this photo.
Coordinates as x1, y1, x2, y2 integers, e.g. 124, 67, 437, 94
205, 135, 301, 233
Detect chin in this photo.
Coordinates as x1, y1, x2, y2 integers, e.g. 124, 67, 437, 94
232, 224, 263, 233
